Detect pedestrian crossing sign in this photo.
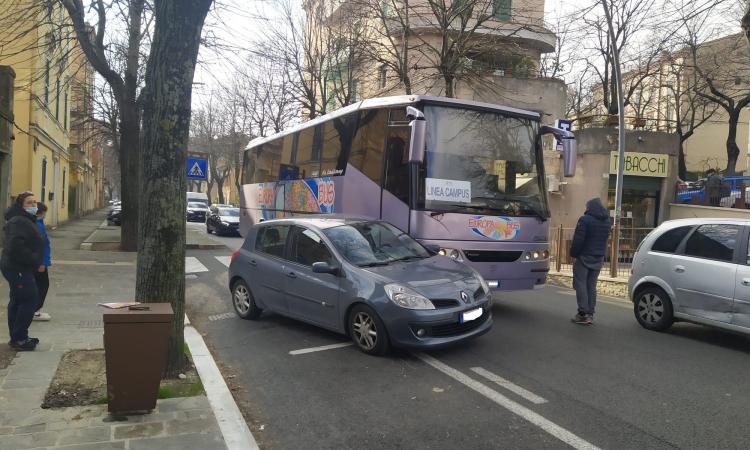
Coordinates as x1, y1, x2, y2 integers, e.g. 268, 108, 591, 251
186, 156, 208, 180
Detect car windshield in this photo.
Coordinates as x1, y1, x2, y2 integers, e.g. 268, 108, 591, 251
418, 105, 548, 218
219, 208, 240, 217
188, 202, 207, 209
323, 221, 431, 267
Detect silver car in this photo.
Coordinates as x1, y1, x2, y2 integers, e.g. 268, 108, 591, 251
629, 218, 750, 334
228, 216, 493, 355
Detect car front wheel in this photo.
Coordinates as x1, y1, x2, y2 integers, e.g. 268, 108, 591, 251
634, 286, 674, 332
232, 280, 262, 320
348, 304, 389, 356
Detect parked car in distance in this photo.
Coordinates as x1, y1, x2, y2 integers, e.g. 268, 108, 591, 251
207, 206, 240, 236
210, 203, 234, 209
629, 218, 750, 336
107, 207, 121, 226
228, 216, 493, 355
186, 202, 209, 222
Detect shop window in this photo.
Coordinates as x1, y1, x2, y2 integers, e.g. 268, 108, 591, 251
493, 0, 511, 21
684, 224, 739, 262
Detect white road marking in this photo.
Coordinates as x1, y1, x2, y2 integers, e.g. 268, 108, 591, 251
470, 367, 548, 405
289, 342, 353, 355
185, 256, 209, 274
209, 312, 236, 322
416, 353, 600, 450
216, 256, 231, 268
56, 260, 135, 266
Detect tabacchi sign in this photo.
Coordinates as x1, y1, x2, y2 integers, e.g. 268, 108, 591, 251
609, 152, 668, 178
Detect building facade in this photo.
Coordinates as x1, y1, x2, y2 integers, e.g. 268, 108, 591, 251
306, 0, 566, 125
0, 1, 103, 225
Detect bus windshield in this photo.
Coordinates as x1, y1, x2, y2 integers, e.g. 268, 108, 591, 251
419, 105, 548, 218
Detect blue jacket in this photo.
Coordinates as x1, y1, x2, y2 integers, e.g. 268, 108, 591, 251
570, 198, 611, 258
37, 218, 51, 267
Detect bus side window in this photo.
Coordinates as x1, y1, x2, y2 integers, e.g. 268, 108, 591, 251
350, 109, 387, 184
383, 127, 411, 204
296, 127, 318, 179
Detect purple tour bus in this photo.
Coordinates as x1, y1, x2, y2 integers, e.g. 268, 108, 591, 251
239, 95, 576, 292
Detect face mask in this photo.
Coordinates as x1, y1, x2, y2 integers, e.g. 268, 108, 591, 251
24, 207, 38, 216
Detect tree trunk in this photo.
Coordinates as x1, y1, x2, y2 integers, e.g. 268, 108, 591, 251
678, 138, 687, 181
726, 111, 741, 176
136, 0, 213, 378
444, 74, 454, 98
119, 107, 140, 252
216, 178, 225, 204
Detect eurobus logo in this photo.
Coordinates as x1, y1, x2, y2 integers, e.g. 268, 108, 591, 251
468, 216, 521, 241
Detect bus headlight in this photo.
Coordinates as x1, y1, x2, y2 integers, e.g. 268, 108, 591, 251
438, 248, 464, 261
522, 249, 549, 261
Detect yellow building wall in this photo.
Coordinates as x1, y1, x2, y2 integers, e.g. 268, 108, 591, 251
0, 1, 72, 226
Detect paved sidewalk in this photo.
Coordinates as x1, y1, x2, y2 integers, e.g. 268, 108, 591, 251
81, 218, 224, 250
0, 210, 229, 449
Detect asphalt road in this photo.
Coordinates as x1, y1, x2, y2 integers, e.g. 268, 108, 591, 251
186, 220, 243, 249
183, 247, 750, 450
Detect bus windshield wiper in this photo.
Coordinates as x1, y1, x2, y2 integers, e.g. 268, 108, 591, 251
473, 196, 548, 220
430, 203, 508, 216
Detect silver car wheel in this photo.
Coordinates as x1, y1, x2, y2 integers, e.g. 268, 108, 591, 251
352, 312, 378, 350
637, 292, 664, 323
234, 285, 251, 314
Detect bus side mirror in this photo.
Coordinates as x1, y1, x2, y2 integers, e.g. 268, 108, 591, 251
540, 125, 577, 178
561, 138, 577, 178
407, 106, 426, 163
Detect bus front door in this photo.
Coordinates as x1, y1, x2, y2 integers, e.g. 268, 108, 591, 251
381, 127, 411, 232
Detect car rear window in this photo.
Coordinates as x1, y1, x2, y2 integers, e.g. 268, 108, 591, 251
651, 226, 692, 253
255, 225, 289, 258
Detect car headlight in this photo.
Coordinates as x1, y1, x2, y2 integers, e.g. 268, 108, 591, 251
384, 284, 435, 310
437, 247, 464, 261
522, 249, 549, 261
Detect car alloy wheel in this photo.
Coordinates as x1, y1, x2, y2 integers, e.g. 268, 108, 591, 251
352, 312, 378, 350
637, 293, 664, 324
348, 304, 389, 356
633, 286, 673, 332
232, 280, 262, 320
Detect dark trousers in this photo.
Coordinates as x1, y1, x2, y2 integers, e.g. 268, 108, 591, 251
3, 270, 39, 342
573, 258, 601, 316
35, 270, 49, 311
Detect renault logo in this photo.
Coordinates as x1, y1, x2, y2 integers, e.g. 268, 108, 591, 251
460, 291, 470, 303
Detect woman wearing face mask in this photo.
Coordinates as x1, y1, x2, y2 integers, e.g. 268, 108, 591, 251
1, 192, 44, 351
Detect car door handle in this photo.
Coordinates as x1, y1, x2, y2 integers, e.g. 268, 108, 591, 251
287, 272, 297, 279
742, 278, 750, 286
249, 259, 257, 266
675, 265, 686, 273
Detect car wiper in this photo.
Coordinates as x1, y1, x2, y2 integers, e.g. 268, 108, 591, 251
359, 261, 390, 267
389, 255, 427, 263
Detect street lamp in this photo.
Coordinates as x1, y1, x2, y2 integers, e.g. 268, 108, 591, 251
601, 0, 626, 277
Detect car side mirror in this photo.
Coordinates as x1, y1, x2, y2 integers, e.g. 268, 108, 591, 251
312, 262, 339, 276
424, 244, 440, 255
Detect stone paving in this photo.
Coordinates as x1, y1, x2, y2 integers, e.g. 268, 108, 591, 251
0, 210, 228, 450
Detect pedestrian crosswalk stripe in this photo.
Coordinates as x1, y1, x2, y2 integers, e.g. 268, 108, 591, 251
185, 256, 209, 274
215, 256, 231, 268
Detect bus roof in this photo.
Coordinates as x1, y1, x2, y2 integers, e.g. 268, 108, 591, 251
245, 95, 541, 150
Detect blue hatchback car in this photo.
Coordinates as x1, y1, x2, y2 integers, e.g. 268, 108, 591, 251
228, 216, 493, 355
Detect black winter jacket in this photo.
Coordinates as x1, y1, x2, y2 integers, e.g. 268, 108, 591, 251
1, 205, 45, 272
570, 198, 611, 258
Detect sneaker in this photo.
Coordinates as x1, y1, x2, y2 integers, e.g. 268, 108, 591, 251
586, 315, 594, 325
33, 312, 51, 321
10, 339, 37, 351
571, 313, 589, 325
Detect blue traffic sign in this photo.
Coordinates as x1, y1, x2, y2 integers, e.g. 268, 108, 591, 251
555, 119, 574, 148
186, 156, 208, 180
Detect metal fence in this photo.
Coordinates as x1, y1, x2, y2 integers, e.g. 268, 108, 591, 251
550, 225, 654, 279
675, 180, 749, 208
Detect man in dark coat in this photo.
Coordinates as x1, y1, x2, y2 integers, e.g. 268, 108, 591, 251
1, 192, 45, 350
569, 198, 611, 325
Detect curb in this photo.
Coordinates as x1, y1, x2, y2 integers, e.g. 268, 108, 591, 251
184, 314, 259, 450
187, 243, 226, 250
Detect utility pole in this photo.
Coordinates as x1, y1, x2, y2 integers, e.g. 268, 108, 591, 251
602, 0, 625, 276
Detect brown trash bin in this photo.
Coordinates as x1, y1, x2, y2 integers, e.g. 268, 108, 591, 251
103, 303, 174, 414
